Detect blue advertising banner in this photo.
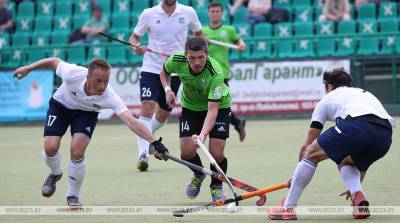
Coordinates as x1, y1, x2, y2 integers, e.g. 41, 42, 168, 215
0, 71, 53, 122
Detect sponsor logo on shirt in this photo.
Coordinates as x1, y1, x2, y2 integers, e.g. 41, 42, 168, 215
213, 86, 222, 98
156, 20, 161, 24
179, 17, 185, 24
92, 104, 101, 109
71, 92, 77, 96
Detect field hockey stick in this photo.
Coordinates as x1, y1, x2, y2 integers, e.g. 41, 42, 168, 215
149, 147, 266, 206
207, 38, 240, 50
173, 183, 288, 217
196, 138, 238, 206
97, 32, 171, 57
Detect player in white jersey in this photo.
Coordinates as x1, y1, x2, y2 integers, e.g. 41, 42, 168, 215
268, 68, 395, 220
13, 57, 169, 208
129, 0, 203, 171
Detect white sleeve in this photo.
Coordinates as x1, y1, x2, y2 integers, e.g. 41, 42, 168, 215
107, 87, 128, 115
133, 11, 148, 37
55, 61, 88, 82
311, 98, 328, 126
189, 8, 202, 33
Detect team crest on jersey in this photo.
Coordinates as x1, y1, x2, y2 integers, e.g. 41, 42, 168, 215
220, 30, 227, 37
156, 20, 161, 24
213, 86, 222, 98
179, 17, 185, 24
199, 79, 205, 89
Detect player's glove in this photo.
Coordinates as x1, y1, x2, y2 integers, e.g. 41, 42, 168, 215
151, 137, 169, 161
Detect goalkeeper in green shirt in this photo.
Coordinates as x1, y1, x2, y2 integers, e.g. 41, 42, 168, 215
160, 37, 232, 202
203, 2, 247, 142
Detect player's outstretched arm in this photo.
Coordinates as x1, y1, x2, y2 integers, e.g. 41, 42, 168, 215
118, 110, 168, 159
119, 110, 155, 142
13, 57, 62, 80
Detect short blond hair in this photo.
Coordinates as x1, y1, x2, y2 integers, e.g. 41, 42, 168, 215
88, 59, 111, 72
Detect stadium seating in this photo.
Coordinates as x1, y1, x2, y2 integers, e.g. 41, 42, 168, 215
55, 1, 73, 16
253, 23, 272, 37
107, 45, 128, 64
378, 1, 397, 21
357, 36, 379, 56
251, 40, 272, 59
51, 32, 70, 45
113, 0, 131, 15
379, 36, 396, 55
316, 37, 336, 57
67, 47, 86, 65
316, 21, 334, 36
1, 0, 400, 69
294, 38, 315, 57
37, 1, 54, 18
17, 2, 35, 19
275, 40, 293, 58
34, 17, 52, 34
32, 33, 49, 46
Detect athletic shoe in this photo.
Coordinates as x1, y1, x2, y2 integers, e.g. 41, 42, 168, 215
186, 173, 206, 199
352, 191, 370, 219
235, 119, 246, 142
42, 173, 62, 197
137, 153, 149, 172
210, 184, 225, 202
67, 196, 82, 210
267, 198, 297, 220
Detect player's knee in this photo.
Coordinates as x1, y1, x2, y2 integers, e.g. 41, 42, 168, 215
70, 147, 85, 160
303, 145, 322, 164
181, 151, 196, 160
141, 101, 155, 117
43, 141, 59, 157
155, 109, 169, 123
209, 150, 224, 163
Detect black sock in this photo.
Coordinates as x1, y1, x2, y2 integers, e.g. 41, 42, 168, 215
230, 112, 240, 127
210, 158, 228, 187
182, 153, 203, 176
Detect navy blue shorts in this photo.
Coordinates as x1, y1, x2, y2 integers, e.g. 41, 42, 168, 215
179, 107, 231, 140
317, 118, 392, 171
43, 98, 99, 138
139, 72, 181, 112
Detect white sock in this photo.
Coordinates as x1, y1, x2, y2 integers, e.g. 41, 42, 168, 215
67, 158, 86, 198
284, 159, 317, 209
43, 151, 62, 176
150, 114, 166, 133
340, 165, 362, 199
137, 116, 152, 158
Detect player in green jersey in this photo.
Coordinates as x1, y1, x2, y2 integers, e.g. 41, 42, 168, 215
160, 37, 232, 201
203, 2, 247, 142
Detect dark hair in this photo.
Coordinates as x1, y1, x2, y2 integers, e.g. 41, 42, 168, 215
185, 37, 208, 52
208, 2, 224, 11
93, 5, 103, 12
323, 67, 352, 90
88, 58, 111, 72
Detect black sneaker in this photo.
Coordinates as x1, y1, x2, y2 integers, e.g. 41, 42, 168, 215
137, 153, 149, 172
67, 196, 83, 210
235, 119, 246, 142
42, 173, 62, 197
